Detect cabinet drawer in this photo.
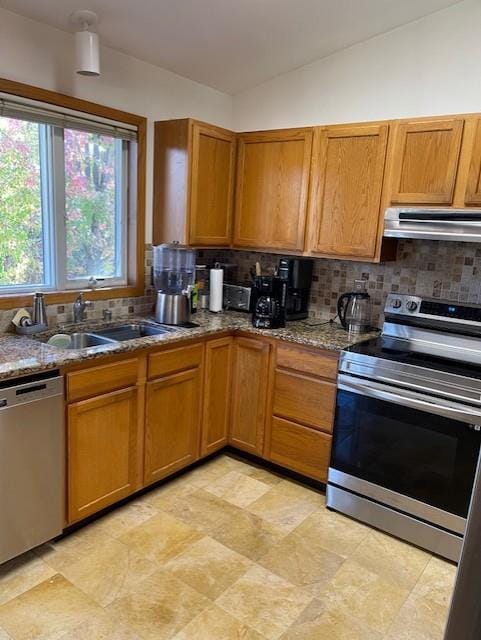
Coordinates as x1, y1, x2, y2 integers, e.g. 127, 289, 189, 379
67, 358, 140, 402
148, 343, 203, 379
276, 342, 338, 380
268, 416, 332, 482
273, 369, 336, 433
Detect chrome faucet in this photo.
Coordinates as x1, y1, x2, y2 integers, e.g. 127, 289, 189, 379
73, 293, 92, 323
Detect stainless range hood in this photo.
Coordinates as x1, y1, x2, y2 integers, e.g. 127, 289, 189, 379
384, 207, 481, 242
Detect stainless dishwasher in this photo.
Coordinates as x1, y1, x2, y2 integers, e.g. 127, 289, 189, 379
0, 371, 64, 564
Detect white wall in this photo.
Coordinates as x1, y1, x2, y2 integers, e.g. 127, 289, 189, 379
0, 7, 233, 241
233, 0, 481, 131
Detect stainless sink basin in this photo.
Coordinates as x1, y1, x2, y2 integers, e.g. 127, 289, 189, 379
45, 332, 117, 349
44, 322, 172, 350
92, 323, 172, 342
66, 332, 117, 349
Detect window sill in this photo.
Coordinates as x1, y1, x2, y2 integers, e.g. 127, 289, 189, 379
0, 284, 145, 310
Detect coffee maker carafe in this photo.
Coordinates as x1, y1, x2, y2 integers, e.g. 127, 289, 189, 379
153, 243, 196, 325
278, 257, 313, 320
251, 276, 287, 329
337, 280, 371, 333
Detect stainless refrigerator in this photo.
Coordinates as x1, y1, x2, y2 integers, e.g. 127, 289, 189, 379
444, 451, 481, 639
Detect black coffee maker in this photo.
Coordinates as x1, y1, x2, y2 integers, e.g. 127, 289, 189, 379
251, 276, 287, 329
278, 257, 314, 320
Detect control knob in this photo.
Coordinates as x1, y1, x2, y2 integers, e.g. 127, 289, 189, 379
391, 298, 402, 309
406, 300, 418, 312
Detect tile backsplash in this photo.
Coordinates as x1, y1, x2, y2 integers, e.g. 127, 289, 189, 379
201, 240, 481, 327
2, 240, 479, 333
0, 246, 156, 333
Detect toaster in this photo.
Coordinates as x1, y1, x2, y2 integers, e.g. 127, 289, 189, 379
223, 283, 252, 312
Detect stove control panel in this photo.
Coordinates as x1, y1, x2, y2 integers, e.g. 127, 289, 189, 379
385, 294, 422, 315
385, 293, 481, 323
420, 300, 481, 322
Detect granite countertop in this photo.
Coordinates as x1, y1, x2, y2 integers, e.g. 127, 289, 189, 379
0, 311, 379, 382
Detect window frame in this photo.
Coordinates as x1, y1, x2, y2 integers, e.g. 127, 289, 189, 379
55, 128, 129, 291
0, 77, 146, 310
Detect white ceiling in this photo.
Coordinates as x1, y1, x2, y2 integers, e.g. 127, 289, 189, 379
0, 0, 464, 94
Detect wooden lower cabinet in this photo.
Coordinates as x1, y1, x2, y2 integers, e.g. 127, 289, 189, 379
201, 337, 233, 456
65, 335, 339, 525
268, 341, 338, 481
144, 366, 203, 484
267, 416, 332, 482
230, 337, 270, 455
67, 386, 140, 523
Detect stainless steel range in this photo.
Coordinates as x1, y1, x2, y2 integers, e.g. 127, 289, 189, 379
327, 293, 481, 562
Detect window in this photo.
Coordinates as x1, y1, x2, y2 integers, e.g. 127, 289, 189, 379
0, 96, 138, 295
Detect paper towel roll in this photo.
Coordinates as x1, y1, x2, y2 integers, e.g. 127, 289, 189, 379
209, 266, 224, 312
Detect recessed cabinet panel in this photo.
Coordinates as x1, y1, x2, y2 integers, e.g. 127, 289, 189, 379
145, 367, 202, 484
389, 119, 464, 204
230, 337, 270, 455
201, 337, 233, 456
234, 129, 313, 251
308, 124, 388, 259
464, 118, 481, 205
190, 123, 236, 245
68, 386, 139, 523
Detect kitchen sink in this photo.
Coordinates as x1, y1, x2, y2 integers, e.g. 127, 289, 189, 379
92, 323, 173, 342
61, 332, 117, 349
44, 322, 173, 350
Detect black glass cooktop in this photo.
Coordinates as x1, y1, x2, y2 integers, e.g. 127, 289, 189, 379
344, 335, 481, 381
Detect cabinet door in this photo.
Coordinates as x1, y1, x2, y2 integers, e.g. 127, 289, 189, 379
201, 337, 233, 456
68, 386, 140, 523
189, 123, 236, 245
464, 118, 481, 205
145, 367, 202, 484
230, 337, 270, 455
389, 118, 464, 204
234, 129, 313, 251
308, 124, 388, 258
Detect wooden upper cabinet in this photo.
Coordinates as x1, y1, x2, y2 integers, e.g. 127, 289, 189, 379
153, 118, 236, 246
307, 124, 389, 259
387, 118, 464, 205
462, 118, 481, 205
190, 123, 236, 244
230, 337, 270, 455
234, 128, 313, 251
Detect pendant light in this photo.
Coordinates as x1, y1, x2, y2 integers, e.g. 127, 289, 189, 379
70, 10, 100, 77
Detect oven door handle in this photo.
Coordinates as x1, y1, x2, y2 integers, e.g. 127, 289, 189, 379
338, 375, 481, 425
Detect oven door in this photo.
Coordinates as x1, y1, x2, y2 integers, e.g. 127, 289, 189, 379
331, 374, 481, 527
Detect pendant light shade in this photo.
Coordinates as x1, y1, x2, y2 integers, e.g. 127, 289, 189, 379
71, 10, 100, 77
75, 30, 100, 76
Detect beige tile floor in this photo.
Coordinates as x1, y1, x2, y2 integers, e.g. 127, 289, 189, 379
0, 454, 457, 639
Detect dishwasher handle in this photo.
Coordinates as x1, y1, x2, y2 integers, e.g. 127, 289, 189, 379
0, 375, 64, 409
